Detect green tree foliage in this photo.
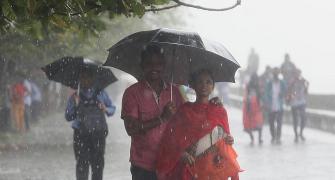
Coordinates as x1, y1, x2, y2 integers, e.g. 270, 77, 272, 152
0, 0, 240, 107
0, 0, 171, 38
0, 8, 185, 105
1, 0, 241, 39
0, 7, 185, 69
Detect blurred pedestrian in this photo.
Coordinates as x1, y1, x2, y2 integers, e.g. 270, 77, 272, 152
242, 73, 263, 145
30, 80, 42, 122
23, 79, 32, 130
246, 48, 260, 75
0, 85, 12, 131
259, 66, 272, 96
48, 82, 62, 112
259, 66, 272, 123
287, 69, 309, 142
10, 79, 26, 133
65, 69, 116, 180
280, 53, 297, 85
216, 82, 230, 106
265, 68, 287, 144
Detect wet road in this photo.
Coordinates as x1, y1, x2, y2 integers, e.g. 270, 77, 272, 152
1, 76, 335, 180
1, 107, 335, 180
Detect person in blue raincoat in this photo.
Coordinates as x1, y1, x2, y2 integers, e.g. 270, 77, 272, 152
265, 67, 287, 144
65, 69, 116, 180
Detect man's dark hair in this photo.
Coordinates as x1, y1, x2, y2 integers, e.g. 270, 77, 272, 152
140, 44, 165, 67
80, 66, 96, 79
189, 68, 215, 87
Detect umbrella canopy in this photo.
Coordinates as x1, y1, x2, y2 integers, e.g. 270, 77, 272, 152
104, 28, 240, 85
42, 56, 117, 90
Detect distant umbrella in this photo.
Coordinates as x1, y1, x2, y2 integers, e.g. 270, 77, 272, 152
104, 28, 240, 85
42, 56, 117, 90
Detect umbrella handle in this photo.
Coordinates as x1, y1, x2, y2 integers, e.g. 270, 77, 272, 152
170, 76, 173, 102
170, 46, 177, 102
77, 82, 80, 96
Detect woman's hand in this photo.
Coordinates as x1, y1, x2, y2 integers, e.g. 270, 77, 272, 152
224, 134, 234, 145
181, 152, 196, 166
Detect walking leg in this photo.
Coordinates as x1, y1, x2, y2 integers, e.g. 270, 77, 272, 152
276, 111, 283, 143
24, 105, 30, 130
90, 134, 106, 180
12, 103, 20, 132
258, 128, 263, 144
299, 105, 307, 141
74, 131, 90, 180
291, 107, 299, 142
246, 130, 254, 145
17, 104, 25, 133
268, 112, 276, 143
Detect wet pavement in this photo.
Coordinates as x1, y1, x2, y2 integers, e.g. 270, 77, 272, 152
1, 81, 335, 179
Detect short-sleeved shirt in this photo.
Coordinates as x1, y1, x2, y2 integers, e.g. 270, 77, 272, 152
272, 81, 281, 112
23, 80, 32, 106
121, 80, 184, 171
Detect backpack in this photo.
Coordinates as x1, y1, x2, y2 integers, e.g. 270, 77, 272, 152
77, 92, 108, 136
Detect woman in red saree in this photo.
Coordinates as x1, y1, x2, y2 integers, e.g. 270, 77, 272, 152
242, 73, 263, 144
156, 69, 242, 180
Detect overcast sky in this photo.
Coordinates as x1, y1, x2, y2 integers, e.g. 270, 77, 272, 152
175, 0, 335, 94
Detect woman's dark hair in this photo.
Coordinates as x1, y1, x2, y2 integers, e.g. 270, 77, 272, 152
140, 44, 165, 67
189, 68, 215, 87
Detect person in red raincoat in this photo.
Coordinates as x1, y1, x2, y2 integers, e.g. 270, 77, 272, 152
156, 69, 242, 180
242, 73, 264, 145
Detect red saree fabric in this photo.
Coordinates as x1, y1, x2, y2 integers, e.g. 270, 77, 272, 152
188, 139, 241, 180
242, 95, 263, 130
156, 102, 240, 180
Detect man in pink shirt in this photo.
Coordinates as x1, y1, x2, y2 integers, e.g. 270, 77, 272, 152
122, 45, 184, 180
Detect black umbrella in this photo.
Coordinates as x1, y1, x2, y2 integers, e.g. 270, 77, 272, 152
42, 56, 117, 90
104, 28, 240, 85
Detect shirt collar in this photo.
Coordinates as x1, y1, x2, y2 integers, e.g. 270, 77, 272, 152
141, 80, 169, 91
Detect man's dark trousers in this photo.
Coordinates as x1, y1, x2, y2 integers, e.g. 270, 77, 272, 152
74, 130, 106, 180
